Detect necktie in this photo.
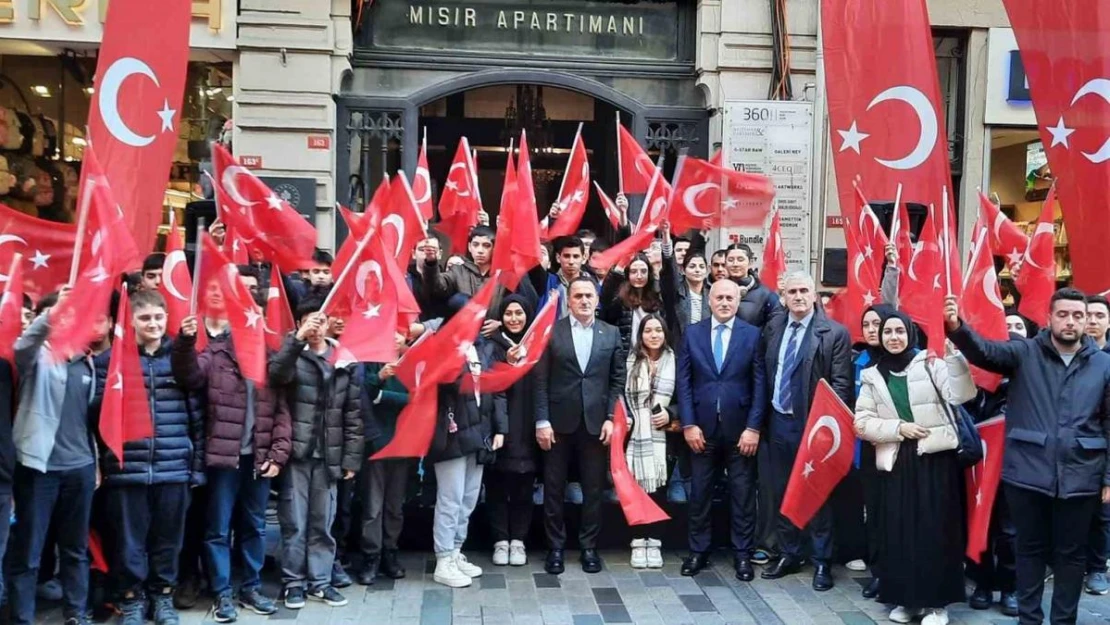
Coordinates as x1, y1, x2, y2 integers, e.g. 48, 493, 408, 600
777, 321, 803, 412
713, 324, 727, 372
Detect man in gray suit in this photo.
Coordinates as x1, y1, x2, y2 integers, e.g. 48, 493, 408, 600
535, 277, 625, 575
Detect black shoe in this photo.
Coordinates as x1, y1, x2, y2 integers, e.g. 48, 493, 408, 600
580, 549, 602, 574
358, 555, 380, 586
381, 549, 406, 579
862, 576, 880, 599
308, 586, 349, 607
761, 556, 803, 580
212, 593, 238, 623
174, 576, 201, 610
331, 561, 353, 589
151, 590, 180, 625
283, 587, 306, 610
735, 559, 754, 582
681, 553, 709, 577
812, 563, 834, 591
545, 549, 565, 575
968, 586, 992, 610
238, 587, 277, 616
999, 591, 1019, 617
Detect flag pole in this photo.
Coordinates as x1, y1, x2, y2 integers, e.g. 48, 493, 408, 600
190, 218, 206, 315
555, 122, 584, 206
890, 182, 904, 249
320, 222, 375, 314
68, 175, 95, 286
941, 185, 953, 296
615, 111, 624, 195
6, 253, 22, 291
963, 226, 984, 294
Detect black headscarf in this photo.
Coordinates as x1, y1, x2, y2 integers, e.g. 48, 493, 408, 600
498, 294, 534, 344
860, 303, 897, 363
875, 310, 919, 380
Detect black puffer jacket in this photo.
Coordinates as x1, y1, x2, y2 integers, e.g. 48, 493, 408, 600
731, 274, 782, 328
600, 270, 664, 353
100, 338, 206, 487
268, 335, 364, 481
428, 350, 508, 464
481, 334, 538, 474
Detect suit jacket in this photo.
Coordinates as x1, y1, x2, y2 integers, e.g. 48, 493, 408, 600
676, 317, 767, 441
535, 317, 625, 436
754, 310, 852, 432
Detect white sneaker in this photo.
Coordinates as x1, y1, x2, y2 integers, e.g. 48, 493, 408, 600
645, 539, 663, 569
630, 539, 648, 569
921, 608, 949, 625
889, 606, 923, 624
509, 540, 527, 566
845, 559, 867, 572
454, 550, 483, 578
492, 541, 509, 566
433, 554, 472, 588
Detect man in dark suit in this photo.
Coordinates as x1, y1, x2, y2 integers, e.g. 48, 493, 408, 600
676, 279, 767, 580
751, 272, 852, 591
534, 276, 625, 575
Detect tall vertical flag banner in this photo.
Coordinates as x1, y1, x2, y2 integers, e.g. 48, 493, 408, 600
1000, 0, 1110, 294
159, 210, 192, 339
437, 138, 483, 255
966, 417, 1005, 561
86, 0, 191, 254
546, 125, 591, 239
412, 128, 435, 221
1016, 183, 1059, 325
961, 222, 1008, 392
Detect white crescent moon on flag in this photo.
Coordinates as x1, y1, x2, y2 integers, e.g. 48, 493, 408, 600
866, 86, 939, 171
682, 182, 718, 218
382, 214, 406, 259
907, 242, 925, 282
413, 166, 432, 204
634, 154, 654, 178
0, 234, 27, 281
852, 253, 866, 285
98, 57, 160, 148
861, 206, 882, 238
807, 415, 842, 464
984, 269, 1005, 312
1071, 79, 1110, 163
414, 361, 427, 387
161, 250, 188, 301
448, 162, 471, 198
355, 260, 384, 299
221, 166, 257, 208
1023, 223, 1055, 270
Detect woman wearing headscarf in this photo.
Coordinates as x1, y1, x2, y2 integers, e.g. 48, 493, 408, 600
854, 311, 977, 625
623, 313, 675, 569
481, 295, 540, 567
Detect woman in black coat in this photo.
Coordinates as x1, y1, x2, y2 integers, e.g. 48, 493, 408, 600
481, 294, 540, 567
600, 253, 664, 353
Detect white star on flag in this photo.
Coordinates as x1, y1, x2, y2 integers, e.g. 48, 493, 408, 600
456, 340, 473, 357
111, 374, 123, 391
1046, 117, 1075, 149
722, 198, 739, 211
975, 489, 982, 508
157, 99, 176, 133
837, 121, 870, 154
862, 290, 876, 306
863, 244, 873, 259
362, 304, 381, 319
802, 460, 815, 479
1006, 248, 1024, 266
245, 309, 262, 328
931, 275, 941, 291
266, 194, 283, 210
445, 180, 459, 191
30, 250, 50, 269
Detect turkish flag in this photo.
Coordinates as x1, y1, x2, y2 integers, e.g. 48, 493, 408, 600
86, 0, 190, 254
99, 288, 154, 467
0, 204, 75, 301
618, 125, 656, 195
438, 138, 482, 255
590, 165, 669, 274
221, 221, 251, 266
781, 379, 856, 528
823, 0, 954, 227
547, 129, 591, 239
1001, 0, 1110, 294
329, 234, 400, 365
461, 295, 558, 393
900, 209, 946, 355
594, 182, 622, 229
611, 399, 670, 526
158, 210, 191, 339
840, 213, 883, 343
0, 254, 23, 365
1016, 184, 1058, 326
668, 156, 775, 233
761, 210, 786, 293
892, 199, 915, 286
264, 271, 295, 352
413, 132, 435, 221
381, 172, 427, 271
334, 179, 390, 274
492, 148, 520, 286
961, 222, 1008, 392
850, 183, 891, 284
977, 192, 1028, 267
199, 232, 267, 386
493, 137, 542, 290
211, 144, 317, 273
966, 417, 1005, 562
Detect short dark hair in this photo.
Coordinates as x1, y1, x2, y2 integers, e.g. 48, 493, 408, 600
673, 235, 691, 247
237, 265, 261, 281
142, 253, 165, 273
311, 249, 334, 266
553, 236, 584, 255
1087, 294, 1110, 314
21, 294, 32, 310
468, 225, 496, 243
294, 295, 325, 323
1051, 287, 1087, 311
36, 291, 59, 315
568, 275, 597, 292
588, 238, 610, 256
575, 229, 597, 241
711, 249, 727, 260
130, 289, 166, 312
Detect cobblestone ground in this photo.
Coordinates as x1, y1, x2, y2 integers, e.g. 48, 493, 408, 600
33, 551, 1110, 624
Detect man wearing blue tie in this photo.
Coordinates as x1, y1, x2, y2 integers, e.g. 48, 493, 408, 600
754, 272, 852, 591
676, 280, 767, 581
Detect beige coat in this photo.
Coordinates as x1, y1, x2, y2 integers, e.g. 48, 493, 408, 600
854, 350, 977, 471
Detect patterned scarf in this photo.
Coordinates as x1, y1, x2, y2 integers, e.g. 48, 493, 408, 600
624, 348, 675, 492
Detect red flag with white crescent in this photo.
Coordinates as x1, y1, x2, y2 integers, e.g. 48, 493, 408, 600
438, 138, 482, 255
668, 156, 775, 233
591, 165, 669, 273
0, 254, 23, 365
961, 222, 1008, 392
966, 417, 1005, 561
900, 208, 946, 355
840, 213, 882, 344
618, 125, 656, 195
86, 0, 190, 254
413, 131, 435, 221
264, 272, 295, 352
850, 183, 891, 282
329, 233, 401, 364
381, 172, 427, 270
547, 128, 591, 239
760, 210, 786, 293
594, 182, 622, 229
334, 178, 390, 274
0, 205, 76, 302
1016, 184, 1058, 326
780, 380, 856, 528
610, 399, 670, 526
461, 294, 558, 393
100, 288, 155, 467
977, 192, 1028, 267
158, 210, 192, 339
198, 232, 267, 386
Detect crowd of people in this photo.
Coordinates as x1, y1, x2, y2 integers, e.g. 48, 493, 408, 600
1, 196, 1109, 625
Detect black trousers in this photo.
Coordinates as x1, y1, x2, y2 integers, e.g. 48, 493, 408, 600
333, 478, 355, 562
543, 424, 607, 550
178, 484, 208, 584
769, 413, 833, 563
967, 487, 1016, 593
103, 483, 191, 595
486, 470, 535, 543
687, 431, 756, 557
360, 459, 410, 556
1088, 501, 1110, 573
860, 442, 882, 576
1006, 484, 1099, 625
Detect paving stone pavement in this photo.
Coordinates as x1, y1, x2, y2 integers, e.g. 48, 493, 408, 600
32, 551, 1110, 624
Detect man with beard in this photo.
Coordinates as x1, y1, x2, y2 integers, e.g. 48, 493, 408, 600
946, 288, 1110, 625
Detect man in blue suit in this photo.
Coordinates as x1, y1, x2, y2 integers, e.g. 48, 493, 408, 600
676, 279, 767, 581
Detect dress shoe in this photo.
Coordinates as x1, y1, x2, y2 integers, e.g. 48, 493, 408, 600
581, 549, 603, 574
999, 591, 1019, 617
967, 586, 992, 610
761, 556, 803, 580
358, 555, 379, 586
861, 576, 880, 599
734, 559, 754, 582
812, 563, 834, 591
681, 553, 709, 577
380, 550, 406, 579
545, 549, 565, 575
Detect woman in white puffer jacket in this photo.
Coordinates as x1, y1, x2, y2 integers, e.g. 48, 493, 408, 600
854, 311, 977, 625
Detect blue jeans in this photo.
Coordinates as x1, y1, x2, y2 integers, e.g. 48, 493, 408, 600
204, 456, 271, 596
8, 463, 96, 625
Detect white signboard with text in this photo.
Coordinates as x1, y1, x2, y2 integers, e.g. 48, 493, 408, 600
720, 100, 813, 275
